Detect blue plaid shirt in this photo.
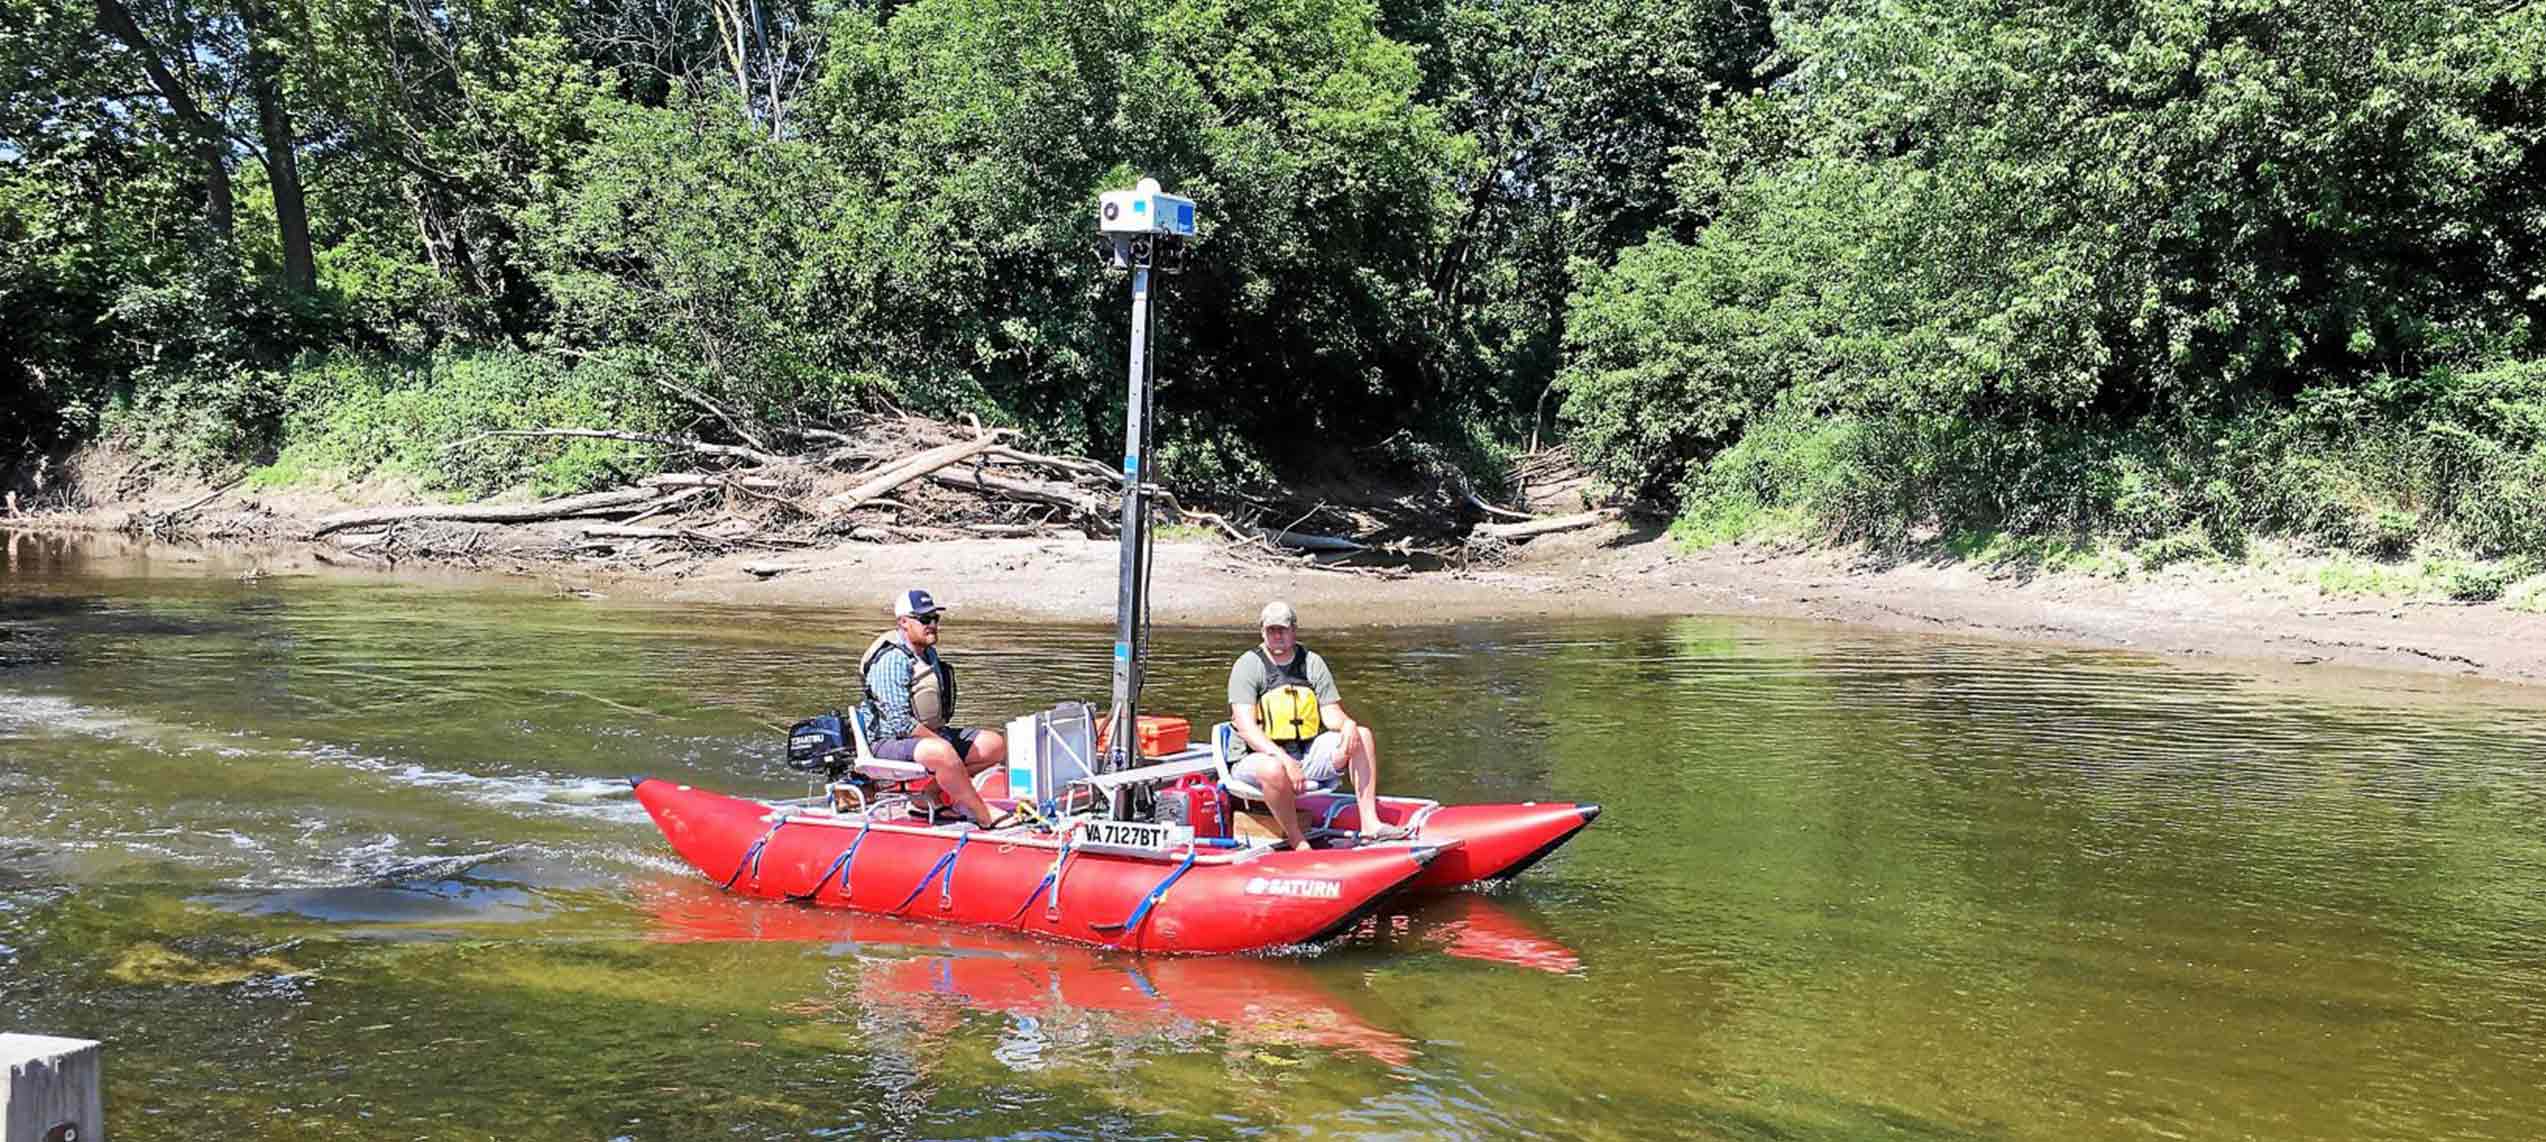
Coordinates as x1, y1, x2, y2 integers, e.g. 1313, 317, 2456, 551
864, 635, 934, 739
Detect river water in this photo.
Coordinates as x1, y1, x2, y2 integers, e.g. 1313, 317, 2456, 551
4, 530, 2545, 1140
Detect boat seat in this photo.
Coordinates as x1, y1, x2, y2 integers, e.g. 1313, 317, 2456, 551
1212, 720, 1340, 802
847, 707, 933, 788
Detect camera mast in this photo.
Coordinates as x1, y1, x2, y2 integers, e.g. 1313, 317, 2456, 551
1096, 178, 1196, 774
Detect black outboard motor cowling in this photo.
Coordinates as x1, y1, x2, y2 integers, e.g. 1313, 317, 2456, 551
786, 712, 851, 775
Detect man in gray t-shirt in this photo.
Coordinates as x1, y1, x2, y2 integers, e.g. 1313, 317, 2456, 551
1226, 600, 1397, 850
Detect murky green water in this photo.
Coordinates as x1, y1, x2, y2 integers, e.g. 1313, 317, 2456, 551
5, 530, 2546, 1140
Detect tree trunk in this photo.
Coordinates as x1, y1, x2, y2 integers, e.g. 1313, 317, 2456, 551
93, 0, 233, 241
312, 488, 669, 536
1471, 508, 1620, 542
236, 0, 314, 293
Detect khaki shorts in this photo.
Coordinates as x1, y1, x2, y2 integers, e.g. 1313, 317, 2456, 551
1243, 730, 1348, 788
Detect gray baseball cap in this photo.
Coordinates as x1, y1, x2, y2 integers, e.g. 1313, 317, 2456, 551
1258, 600, 1299, 629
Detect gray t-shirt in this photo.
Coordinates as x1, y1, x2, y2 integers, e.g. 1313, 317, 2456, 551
1227, 647, 1341, 711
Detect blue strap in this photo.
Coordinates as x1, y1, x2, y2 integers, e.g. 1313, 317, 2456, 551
720, 815, 790, 891
891, 832, 969, 913
1043, 827, 1084, 922
1007, 829, 1079, 924
1007, 869, 1057, 923
1093, 847, 1199, 935
1319, 799, 1353, 830
788, 818, 872, 903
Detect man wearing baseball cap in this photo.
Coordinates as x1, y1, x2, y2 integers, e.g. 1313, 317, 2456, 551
859, 587, 1008, 826
1225, 599, 1398, 850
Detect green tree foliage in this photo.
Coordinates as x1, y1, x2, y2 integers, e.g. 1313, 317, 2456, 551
534, 91, 882, 429
9, 0, 2542, 566
1561, 0, 2546, 555
800, 0, 1463, 459
1411, 0, 1771, 436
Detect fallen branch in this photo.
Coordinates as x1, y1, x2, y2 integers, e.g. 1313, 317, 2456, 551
581, 523, 732, 546
643, 375, 775, 456
168, 475, 248, 518
447, 428, 784, 468
126, 473, 249, 537
1262, 528, 1369, 553
312, 488, 667, 537
822, 433, 1007, 514
1470, 508, 1621, 543
719, 478, 817, 514
1181, 511, 1257, 546
639, 473, 791, 491
620, 486, 713, 526
1460, 486, 1534, 521
984, 445, 1121, 486
928, 465, 1101, 517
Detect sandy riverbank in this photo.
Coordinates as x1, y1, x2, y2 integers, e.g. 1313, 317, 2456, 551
13, 503, 2543, 690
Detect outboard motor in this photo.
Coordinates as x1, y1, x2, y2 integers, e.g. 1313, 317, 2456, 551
785, 711, 853, 780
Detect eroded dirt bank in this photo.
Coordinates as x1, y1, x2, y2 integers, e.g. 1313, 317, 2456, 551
12, 506, 2544, 691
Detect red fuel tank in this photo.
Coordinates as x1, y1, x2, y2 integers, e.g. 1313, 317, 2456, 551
1158, 774, 1228, 839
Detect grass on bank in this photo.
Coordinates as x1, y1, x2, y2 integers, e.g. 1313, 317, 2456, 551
1683, 512, 2546, 607
1665, 374, 2546, 606
99, 349, 699, 501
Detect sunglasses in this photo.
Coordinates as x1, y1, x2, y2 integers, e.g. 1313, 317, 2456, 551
907, 613, 943, 627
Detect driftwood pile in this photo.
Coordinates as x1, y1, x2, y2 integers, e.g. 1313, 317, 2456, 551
281, 413, 1622, 574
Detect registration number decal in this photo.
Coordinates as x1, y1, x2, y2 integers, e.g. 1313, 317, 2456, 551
1082, 820, 1191, 852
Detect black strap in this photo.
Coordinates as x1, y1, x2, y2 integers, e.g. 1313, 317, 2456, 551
1254, 644, 1312, 687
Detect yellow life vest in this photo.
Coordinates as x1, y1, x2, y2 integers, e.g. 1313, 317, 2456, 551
1253, 646, 1325, 744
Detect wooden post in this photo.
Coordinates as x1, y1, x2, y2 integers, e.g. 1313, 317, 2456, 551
3, 1034, 103, 1142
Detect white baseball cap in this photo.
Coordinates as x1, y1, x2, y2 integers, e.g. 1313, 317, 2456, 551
1258, 600, 1298, 629
893, 588, 948, 618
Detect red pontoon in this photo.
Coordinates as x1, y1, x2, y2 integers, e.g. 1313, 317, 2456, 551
632, 777, 1596, 955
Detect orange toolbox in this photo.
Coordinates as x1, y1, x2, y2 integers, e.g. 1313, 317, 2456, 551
1135, 715, 1191, 757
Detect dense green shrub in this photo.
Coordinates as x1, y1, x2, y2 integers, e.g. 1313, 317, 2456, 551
1675, 363, 2546, 562
259, 350, 668, 496
1582, 0, 2546, 565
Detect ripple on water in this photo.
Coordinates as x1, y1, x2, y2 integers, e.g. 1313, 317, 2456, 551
9, 572, 2546, 1140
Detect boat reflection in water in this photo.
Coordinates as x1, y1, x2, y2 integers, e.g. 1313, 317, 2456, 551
1355, 893, 1585, 976
636, 878, 1586, 1065
636, 877, 1425, 1062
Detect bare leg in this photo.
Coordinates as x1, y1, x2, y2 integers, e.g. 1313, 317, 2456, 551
1245, 752, 1311, 850
1348, 725, 1382, 827
965, 730, 1007, 776
916, 738, 996, 824
967, 730, 1011, 801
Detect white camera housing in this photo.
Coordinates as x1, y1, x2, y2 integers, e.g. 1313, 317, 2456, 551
1098, 178, 1196, 236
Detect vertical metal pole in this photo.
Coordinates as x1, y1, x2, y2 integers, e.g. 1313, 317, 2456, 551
3, 1033, 104, 1142
1107, 254, 1154, 771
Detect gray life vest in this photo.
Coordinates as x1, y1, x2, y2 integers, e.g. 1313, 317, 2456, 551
860, 633, 956, 733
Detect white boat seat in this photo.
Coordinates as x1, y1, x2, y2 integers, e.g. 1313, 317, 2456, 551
1211, 720, 1341, 802
847, 707, 933, 787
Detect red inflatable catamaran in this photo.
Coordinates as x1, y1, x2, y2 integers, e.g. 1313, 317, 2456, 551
632, 779, 1597, 954
634, 177, 1598, 954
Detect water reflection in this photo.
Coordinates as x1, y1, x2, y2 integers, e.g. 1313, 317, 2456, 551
636, 877, 1419, 1065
